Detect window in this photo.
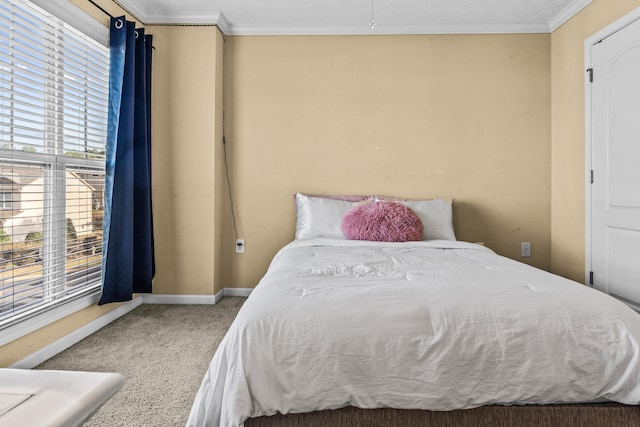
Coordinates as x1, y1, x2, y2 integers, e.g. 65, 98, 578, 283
0, 0, 108, 336
0, 190, 12, 209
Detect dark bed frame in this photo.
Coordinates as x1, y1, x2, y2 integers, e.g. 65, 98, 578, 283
245, 403, 640, 427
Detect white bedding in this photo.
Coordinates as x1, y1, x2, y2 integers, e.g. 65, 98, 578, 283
187, 239, 640, 427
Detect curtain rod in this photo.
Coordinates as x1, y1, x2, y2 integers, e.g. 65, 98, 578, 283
87, 0, 114, 19
87, 0, 155, 49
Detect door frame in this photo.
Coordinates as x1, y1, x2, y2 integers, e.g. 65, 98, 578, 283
584, 7, 640, 287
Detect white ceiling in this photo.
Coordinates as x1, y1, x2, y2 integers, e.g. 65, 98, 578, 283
114, 0, 593, 35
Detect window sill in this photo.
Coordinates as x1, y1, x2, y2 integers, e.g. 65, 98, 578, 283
0, 291, 101, 347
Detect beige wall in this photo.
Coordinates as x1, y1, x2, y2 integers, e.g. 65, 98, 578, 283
550, 0, 640, 282
150, 25, 223, 295
223, 34, 551, 288
214, 30, 226, 293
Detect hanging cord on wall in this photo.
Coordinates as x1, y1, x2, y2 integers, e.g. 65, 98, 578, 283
223, 137, 239, 242
369, 0, 376, 29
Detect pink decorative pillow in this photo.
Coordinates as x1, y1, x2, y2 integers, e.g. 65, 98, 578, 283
341, 202, 423, 242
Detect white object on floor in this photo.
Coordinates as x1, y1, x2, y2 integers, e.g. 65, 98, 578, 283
0, 368, 123, 427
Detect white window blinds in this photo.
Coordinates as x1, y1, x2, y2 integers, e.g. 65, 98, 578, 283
0, 0, 109, 332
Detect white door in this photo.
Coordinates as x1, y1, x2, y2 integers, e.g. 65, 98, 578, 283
591, 18, 640, 307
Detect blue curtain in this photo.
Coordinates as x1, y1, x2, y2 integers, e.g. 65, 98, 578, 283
99, 17, 155, 305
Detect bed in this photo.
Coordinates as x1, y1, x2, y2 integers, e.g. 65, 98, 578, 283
187, 194, 640, 427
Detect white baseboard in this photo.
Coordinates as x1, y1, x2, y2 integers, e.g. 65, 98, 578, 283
11, 288, 253, 368
11, 297, 143, 369
142, 291, 222, 305
223, 287, 253, 297
142, 288, 252, 304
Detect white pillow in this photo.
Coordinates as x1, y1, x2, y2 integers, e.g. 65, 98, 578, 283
375, 197, 456, 241
295, 193, 456, 241
294, 193, 359, 240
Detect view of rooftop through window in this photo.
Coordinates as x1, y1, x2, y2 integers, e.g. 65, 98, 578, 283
0, 0, 109, 327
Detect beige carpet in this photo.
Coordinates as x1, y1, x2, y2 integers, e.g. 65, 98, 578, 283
36, 297, 246, 427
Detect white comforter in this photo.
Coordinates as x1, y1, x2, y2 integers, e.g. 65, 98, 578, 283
187, 239, 640, 427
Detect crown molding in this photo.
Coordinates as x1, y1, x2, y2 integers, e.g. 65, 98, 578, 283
115, 0, 230, 32
113, 0, 593, 35
113, 0, 148, 23
548, 0, 593, 32
226, 23, 551, 36
144, 11, 231, 31
214, 12, 231, 34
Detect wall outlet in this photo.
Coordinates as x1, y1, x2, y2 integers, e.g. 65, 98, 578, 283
521, 242, 531, 257
236, 239, 245, 254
